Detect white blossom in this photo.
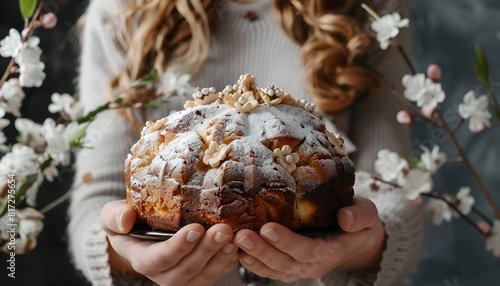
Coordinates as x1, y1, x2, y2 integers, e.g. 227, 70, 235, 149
0, 78, 25, 117
0, 28, 23, 58
374, 149, 408, 181
397, 169, 433, 200
402, 73, 446, 109
458, 90, 492, 132
454, 186, 475, 216
15, 36, 41, 65
41, 118, 71, 166
0, 144, 40, 178
41, 119, 85, 166
362, 5, 409, 50
19, 62, 46, 88
160, 72, 193, 96
25, 173, 44, 207
353, 171, 393, 199
486, 220, 500, 256
48, 92, 84, 120
0, 118, 9, 147
43, 160, 59, 182
420, 145, 447, 174
1, 208, 44, 254
19, 217, 44, 241
14, 35, 46, 88
15, 118, 46, 148
425, 198, 453, 225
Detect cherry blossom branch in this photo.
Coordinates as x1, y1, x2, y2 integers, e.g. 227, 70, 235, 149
471, 206, 494, 226
372, 176, 401, 189
446, 157, 463, 163
435, 110, 500, 218
379, 77, 439, 123
451, 118, 466, 134
421, 193, 491, 237
390, 40, 416, 74
0, 58, 15, 88
413, 114, 439, 125
373, 177, 491, 236
0, 0, 48, 89
21, 0, 48, 41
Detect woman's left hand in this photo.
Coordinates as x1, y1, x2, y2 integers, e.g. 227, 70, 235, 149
234, 197, 385, 283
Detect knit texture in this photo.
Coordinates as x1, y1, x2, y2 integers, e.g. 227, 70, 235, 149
68, 0, 423, 285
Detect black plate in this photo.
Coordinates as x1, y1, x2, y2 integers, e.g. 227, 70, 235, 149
129, 224, 344, 241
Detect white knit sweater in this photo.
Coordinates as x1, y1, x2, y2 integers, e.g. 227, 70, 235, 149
68, 0, 423, 285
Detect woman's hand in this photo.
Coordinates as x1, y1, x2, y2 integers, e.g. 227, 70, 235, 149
100, 200, 239, 286
234, 197, 385, 282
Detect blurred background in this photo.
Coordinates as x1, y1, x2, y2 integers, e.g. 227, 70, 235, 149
0, 0, 499, 285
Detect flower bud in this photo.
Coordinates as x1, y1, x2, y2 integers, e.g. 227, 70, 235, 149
396, 110, 413, 124
469, 122, 485, 133
421, 105, 435, 118
427, 64, 442, 82
409, 195, 422, 206
40, 13, 58, 29
477, 221, 491, 235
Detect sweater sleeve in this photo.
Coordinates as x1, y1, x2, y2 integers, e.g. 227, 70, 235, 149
67, 0, 140, 285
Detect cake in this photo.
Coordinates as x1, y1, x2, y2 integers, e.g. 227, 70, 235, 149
125, 74, 355, 231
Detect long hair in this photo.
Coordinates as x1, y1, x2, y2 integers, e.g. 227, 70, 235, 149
108, 0, 379, 132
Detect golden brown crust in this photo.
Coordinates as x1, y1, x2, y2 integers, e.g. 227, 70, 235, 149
125, 77, 354, 231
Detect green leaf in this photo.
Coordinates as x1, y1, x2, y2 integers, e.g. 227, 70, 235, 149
77, 98, 123, 124
140, 68, 158, 83
19, 0, 37, 19
69, 123, 90, 148
406, 157, 429, 173
0, 174, 39, 218
474, 45, 492, 91
144, 99, 160, 108
144, 99, 169, 108
39, 156, 53, 171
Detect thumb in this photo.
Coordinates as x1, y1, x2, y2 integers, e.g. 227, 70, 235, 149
337, 197, 379, 232
100, 200, 137, 235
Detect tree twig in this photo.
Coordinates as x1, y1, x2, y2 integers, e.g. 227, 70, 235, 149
435, 111, 500, 218
390, 40, 416, 74
446, 157, 463, 163
451, 118, 466, 134
421, 193, 491, 237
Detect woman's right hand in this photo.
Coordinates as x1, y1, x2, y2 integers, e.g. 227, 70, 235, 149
100, 200, 239, 286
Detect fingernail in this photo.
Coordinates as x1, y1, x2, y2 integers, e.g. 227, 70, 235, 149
262, 229, 280, 242
214, 232, 231, 243
222, 243, 235, 254
237, 236, 255, 250
116, 211, 125, 233
232, 254, 239, 261
345, 210, 354, 227
186, 230, 202, 242
243, 255, 255, 264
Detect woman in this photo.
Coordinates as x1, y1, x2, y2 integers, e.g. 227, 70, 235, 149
69, 0, 423, 285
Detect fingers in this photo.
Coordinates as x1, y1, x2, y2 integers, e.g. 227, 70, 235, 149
234, 229, 298, 273
100, 200, 136, 235
251, 223, 333, 263
238, 252, 301, 283
112, 223, 205, 276
337, 197, 379, 232
237, 222, 374, 279
188, 241, 239, 284
160, 224, 234, 283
